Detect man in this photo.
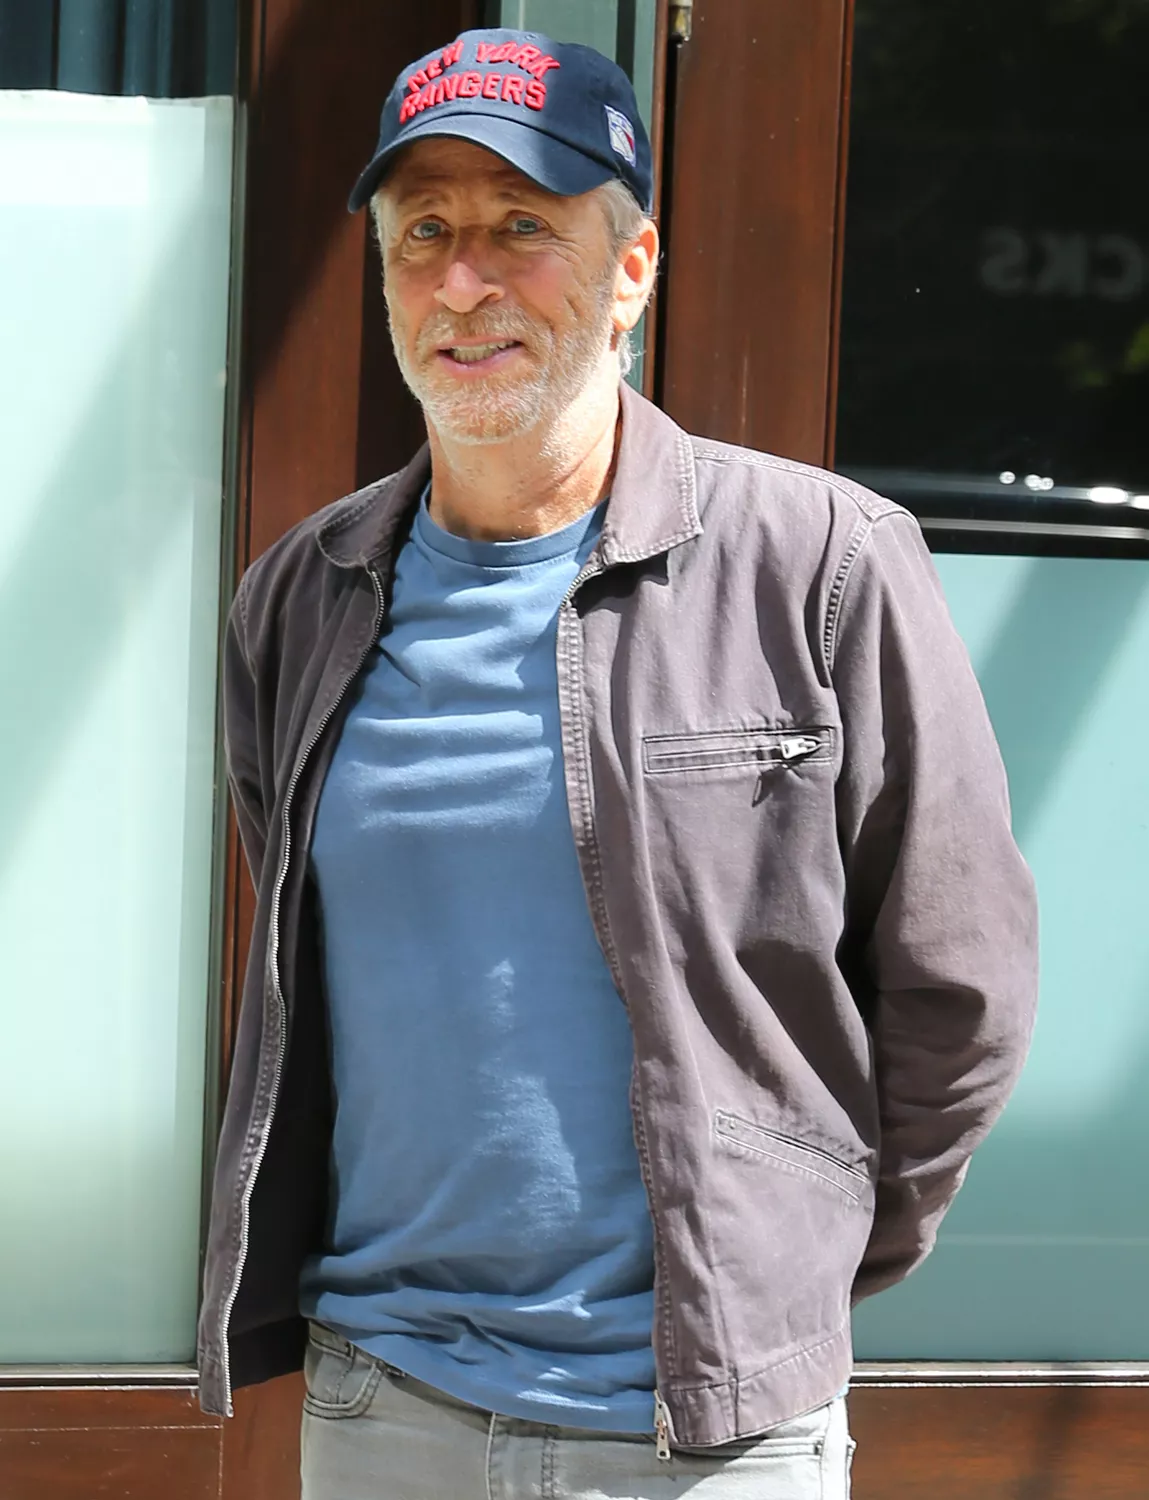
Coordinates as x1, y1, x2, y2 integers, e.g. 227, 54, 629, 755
197, 27, 1038, 1500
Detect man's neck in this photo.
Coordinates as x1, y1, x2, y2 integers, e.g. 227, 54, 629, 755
425, 379, 621, 541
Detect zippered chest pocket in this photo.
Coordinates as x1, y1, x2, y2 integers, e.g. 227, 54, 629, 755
642, 726, 834, 776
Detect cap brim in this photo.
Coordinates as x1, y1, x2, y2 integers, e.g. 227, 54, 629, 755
348, 111, 616, 212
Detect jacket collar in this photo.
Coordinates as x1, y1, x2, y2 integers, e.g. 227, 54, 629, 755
316, 382, 701, 570
599, 382, 702, 565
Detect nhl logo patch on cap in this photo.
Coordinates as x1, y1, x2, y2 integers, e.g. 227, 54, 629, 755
604, 104, 637, 166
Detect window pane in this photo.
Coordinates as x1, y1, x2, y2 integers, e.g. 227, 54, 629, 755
836, 1, 1149, 535
0, 91, 235, 1362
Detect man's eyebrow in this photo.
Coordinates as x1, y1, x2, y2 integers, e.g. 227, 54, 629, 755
391, 175, 552, 210
391, 175, 452, 205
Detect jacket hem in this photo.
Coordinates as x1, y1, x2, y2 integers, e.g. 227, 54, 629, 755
661, 1320, 854, 1447
197, 1317, 308, 1418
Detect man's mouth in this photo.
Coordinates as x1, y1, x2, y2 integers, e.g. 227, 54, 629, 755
440, 340, 521, 365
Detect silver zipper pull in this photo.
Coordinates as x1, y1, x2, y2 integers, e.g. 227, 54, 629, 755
654, 1389, 672, 1461
779, 734, 821, 761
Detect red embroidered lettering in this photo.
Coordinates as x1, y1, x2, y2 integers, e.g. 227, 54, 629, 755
431, 78, 446, 105
511, 45, 539, 70
524, 79, 546, 109
501, 75, 524, 105
399, 95, 416, 123
490, 41, 515, 62
527, 55, 560, 81
481, 71, 501, 99
442, 73, 462, 100
442, 39, 465, 68
407, 67, 428, 92
416, 82, 436, 111
458, 71, 481, 97
427, 57, 441, 78
476, 42, 495, 63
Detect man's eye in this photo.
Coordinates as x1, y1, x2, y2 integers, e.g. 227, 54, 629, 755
509, 217, 543, 235
410, 220, 443, 241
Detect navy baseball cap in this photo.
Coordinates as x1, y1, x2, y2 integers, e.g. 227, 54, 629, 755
348, 28, 653, 215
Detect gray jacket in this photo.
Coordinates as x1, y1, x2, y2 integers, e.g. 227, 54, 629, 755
198, 384, 1038, 1444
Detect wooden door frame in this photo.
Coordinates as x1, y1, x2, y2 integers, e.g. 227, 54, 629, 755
659, 4, 1149, 1496
657, 0, 853, 466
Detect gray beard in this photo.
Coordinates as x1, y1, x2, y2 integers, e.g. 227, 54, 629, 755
387, 281, 617, 447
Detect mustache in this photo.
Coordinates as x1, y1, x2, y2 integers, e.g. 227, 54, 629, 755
414, 307, 539, 358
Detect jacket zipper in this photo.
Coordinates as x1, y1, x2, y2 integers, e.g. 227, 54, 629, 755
218, 566, 386, 1414
754, 1124, 872, 1184
654, 1388, 673, 1460
560, 556, 674, 1463
776, 733, 822, 761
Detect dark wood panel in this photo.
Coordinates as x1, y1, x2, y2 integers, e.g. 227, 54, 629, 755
0, 1429, 220, 1500
0, 1378, 304, 1499
639, 0, 669, 399
850, 1385, 1149, 1500
823, 0, 855, 468
241, 0, 367, 562
238, 0, 482, 566
659, 0, 852, 464
0, 1387, 221, 1500
220, 1372, 304, 1500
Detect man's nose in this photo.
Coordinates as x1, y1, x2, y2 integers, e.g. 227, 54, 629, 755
434, 256, 503, 315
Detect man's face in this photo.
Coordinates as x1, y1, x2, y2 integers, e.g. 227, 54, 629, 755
376, 138, 623, 446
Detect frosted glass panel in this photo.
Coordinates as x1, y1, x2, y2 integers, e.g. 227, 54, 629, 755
0, 93, 234, 1362
853, 553, 1149, 1359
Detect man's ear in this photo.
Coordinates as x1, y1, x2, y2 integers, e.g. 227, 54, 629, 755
613, 220, 660, 334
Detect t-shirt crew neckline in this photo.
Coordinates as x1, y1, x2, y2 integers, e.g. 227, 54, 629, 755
414, 488, 608, 570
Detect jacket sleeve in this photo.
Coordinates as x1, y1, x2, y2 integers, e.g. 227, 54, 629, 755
222, 574, 269, 887
830, 509, 1039, 1301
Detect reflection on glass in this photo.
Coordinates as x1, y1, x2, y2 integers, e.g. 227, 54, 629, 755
0, 91, 234, 1362
836, 1, 1149, 533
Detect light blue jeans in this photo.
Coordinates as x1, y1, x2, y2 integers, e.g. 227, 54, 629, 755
301, 1322, 855, 1499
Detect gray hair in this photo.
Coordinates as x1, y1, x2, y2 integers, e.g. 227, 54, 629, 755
369, 174, 654, 377
595, 177, 650, 378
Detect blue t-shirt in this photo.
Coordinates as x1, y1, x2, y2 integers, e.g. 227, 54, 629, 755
300, 495, 657, 1432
